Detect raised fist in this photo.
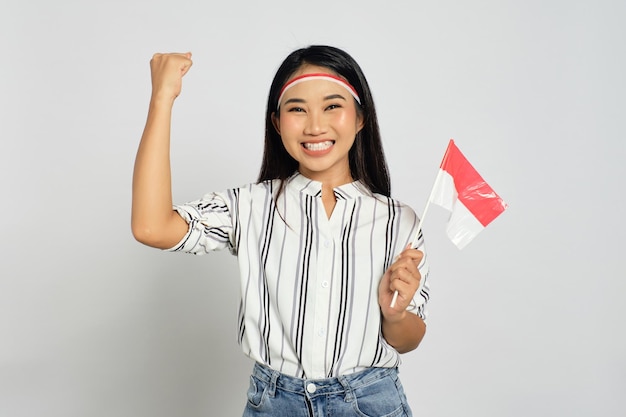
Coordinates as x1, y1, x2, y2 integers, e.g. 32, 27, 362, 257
149, 52, 193, 102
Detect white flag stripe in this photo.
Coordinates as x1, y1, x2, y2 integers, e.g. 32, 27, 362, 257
446, 195, 485, 249
430, 168, 485, 249
430, 168, 456, 210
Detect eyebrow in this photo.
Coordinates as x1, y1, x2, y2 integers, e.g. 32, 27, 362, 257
283, 94, 347, 105
323, 94, 347, 101
283, 98, 306, 105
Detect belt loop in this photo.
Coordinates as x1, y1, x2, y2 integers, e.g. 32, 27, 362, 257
267, 368, 279, 398
337, 375, 354, 403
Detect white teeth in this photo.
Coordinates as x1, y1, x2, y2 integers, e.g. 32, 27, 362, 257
303, 141, 333, 151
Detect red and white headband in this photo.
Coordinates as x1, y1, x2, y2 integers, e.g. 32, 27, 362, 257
277, 73, 361, 111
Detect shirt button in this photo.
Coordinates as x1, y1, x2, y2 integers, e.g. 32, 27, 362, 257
318, 328, 326, 337
321, 281, 329, 288
323, 240, 330, 248
307, 383, 317, 394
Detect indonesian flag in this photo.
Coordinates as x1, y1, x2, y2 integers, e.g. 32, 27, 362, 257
430, 139, 507, 249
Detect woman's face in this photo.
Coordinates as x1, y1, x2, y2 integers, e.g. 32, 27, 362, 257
273, 65, 364, 185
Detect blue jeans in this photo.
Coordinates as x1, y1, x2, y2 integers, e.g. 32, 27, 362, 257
242, 363, 412, 417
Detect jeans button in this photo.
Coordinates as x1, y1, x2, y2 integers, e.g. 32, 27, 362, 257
306, 383, 316, 394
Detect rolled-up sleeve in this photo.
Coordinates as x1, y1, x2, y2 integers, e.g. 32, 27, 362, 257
411, 239, 431, 322
404, 214, 431, 323
166, 192, 235, 255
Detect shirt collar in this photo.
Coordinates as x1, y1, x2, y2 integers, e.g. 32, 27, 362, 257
286, 172, 372, 200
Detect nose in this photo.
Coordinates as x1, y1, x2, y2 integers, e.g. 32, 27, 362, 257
303, 110, 327, 136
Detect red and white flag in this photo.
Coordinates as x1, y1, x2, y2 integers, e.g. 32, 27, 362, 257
392, 139, 507, 307
429, 139, 507, 249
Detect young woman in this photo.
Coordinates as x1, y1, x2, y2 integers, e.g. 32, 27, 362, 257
132, 45, 430, 417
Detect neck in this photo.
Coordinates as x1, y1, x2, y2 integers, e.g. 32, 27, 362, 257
298, 168, 353, 191
298, 168, 352, 219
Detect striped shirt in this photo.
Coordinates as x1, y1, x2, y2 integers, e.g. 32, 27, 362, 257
169, 172, 430, 379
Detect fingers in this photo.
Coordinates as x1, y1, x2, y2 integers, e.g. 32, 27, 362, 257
389, 266, 419, 293
179, 52, 194, 76
380, 247, 424, 313
388, 249, 423, 299
151, 52, 193, 70
151, 52, 192, 62
391, 248, 423, 273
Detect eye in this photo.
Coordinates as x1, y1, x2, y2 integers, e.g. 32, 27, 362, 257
326, 103, 342, 110
287, 106, 305, 113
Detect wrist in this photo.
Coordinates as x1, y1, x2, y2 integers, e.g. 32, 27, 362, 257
382, 309, 407, 325
149, 93, 176, 108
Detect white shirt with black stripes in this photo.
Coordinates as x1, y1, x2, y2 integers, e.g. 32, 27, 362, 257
169, 172, 430, 379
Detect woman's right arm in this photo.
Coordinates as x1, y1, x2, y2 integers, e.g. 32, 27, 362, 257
131, 53, 193, 249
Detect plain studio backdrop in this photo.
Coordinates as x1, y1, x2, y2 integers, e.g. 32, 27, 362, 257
1, 0, 624, 416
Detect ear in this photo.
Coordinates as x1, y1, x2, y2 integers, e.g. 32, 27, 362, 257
271, 112, 281, 135
356, 112, 365, 134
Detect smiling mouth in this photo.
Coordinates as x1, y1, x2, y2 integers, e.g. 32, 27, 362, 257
303, 140, 334, 151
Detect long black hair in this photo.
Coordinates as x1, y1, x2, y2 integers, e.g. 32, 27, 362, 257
256, 45, 391, 196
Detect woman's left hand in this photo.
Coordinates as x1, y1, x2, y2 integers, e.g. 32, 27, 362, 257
378, 245, 423, 320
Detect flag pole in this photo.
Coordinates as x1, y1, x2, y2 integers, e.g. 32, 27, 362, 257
389, 140, 452, 308
408, 139, 452, 249
389, 177, 439, 308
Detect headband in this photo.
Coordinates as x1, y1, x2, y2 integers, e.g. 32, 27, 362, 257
277, 73, 361, 111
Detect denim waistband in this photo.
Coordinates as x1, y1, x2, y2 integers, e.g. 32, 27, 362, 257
251, 362, 398, 399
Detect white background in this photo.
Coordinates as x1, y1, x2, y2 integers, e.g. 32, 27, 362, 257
1, 0, 625, 416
